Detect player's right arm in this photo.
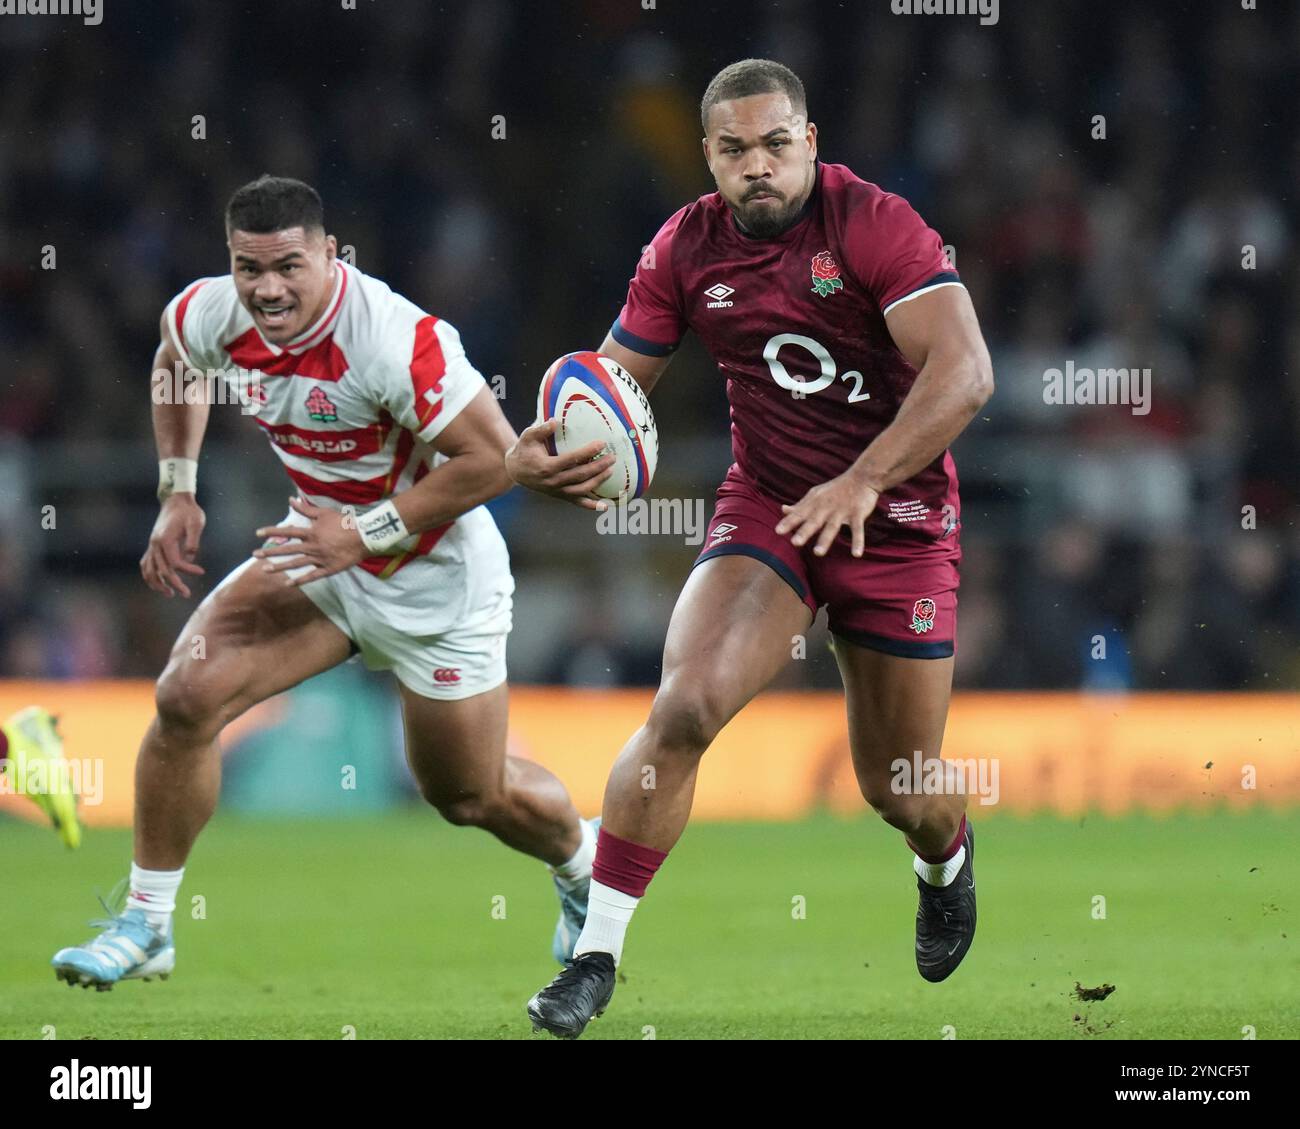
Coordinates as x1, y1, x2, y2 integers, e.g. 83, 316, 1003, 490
504, 337, 673, 509
595, 333, 674, 396
506, 211, 685, 507
503, 419, 618, 511
141, 311, 208, 599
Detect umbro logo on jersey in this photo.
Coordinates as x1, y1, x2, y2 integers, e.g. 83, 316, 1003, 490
704, 283, 735, 309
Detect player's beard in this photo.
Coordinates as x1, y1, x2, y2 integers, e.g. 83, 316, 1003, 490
732, 188, 804, 239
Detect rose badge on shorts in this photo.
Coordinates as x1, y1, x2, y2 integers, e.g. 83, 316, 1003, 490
909, 598, 937, 635
810, 251, 844, 298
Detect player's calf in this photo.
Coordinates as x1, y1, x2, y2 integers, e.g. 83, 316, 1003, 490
856, 755, 967, 856
432, 790, 507, 830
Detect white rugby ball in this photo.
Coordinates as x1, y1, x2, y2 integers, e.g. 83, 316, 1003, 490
537, 351, 658, 500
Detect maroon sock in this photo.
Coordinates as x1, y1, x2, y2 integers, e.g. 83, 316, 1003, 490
0, 728, 7, 760
908, 813, 967, 864
592, 826, 668, 898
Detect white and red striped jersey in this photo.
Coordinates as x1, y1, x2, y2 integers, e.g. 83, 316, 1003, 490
163, 260, 511, 633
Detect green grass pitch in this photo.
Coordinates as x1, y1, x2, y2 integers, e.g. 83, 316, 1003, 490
2, 808, 1296, 1039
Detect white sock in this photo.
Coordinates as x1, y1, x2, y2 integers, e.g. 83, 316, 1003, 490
126, 863, 184, 931
550, 817, 596, 889
914, 846, 965, 888
573, 880, 639, 966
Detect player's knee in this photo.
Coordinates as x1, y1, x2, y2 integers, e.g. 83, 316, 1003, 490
644, 685, 727, 755
154, 668, 232, 738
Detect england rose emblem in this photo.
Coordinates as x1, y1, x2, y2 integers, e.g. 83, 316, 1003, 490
909, 598, 937, 635
810, 251, 843, 298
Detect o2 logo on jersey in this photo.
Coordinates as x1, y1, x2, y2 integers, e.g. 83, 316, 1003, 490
763, 333, 870, 403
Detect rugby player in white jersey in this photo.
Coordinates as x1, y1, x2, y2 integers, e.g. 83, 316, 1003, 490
51, 176, 602, 989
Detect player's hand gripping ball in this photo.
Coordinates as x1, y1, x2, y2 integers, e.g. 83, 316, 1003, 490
536, 352, 658, 500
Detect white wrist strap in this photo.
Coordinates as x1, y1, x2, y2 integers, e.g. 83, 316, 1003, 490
354, 500, 411, 554
158, 458, 198, 500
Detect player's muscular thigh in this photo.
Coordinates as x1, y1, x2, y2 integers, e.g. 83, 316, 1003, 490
649, 556, 811, 751
154, 561, 350, 734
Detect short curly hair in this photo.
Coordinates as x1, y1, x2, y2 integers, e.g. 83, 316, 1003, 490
700, 59, 807, 133
225, 175, 324, 236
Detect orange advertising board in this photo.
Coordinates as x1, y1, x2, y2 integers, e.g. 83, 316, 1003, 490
1, 682, 1296, 827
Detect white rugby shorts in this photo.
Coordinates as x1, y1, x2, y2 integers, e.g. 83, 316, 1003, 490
217, 504, 513, 701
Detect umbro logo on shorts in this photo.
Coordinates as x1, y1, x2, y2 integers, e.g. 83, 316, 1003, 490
709, 522, 737, 544
432, 667, 462, 683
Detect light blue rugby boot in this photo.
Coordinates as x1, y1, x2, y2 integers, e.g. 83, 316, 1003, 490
551, 817, 600, 964
52, 890, 175, 990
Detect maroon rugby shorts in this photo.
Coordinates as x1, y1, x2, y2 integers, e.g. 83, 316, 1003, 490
694, 465, 960, 658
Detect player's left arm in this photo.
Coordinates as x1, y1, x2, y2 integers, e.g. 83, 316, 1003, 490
255, 385, 515, 585
775, 285, 993, 557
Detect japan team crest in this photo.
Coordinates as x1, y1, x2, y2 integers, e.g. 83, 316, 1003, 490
305, 386, 338, 422
909, 598, 937, 635
810, 251, 843, 298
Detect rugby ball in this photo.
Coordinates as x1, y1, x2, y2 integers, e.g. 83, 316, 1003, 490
537, 351, 658, 500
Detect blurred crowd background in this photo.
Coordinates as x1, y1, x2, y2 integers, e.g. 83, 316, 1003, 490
1, 0, 1297, 693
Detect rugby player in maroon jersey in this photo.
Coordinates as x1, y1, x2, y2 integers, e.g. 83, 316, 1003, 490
509, 59, 993, 1037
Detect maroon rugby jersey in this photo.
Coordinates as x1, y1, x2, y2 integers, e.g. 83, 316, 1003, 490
613, 161, 964, 547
